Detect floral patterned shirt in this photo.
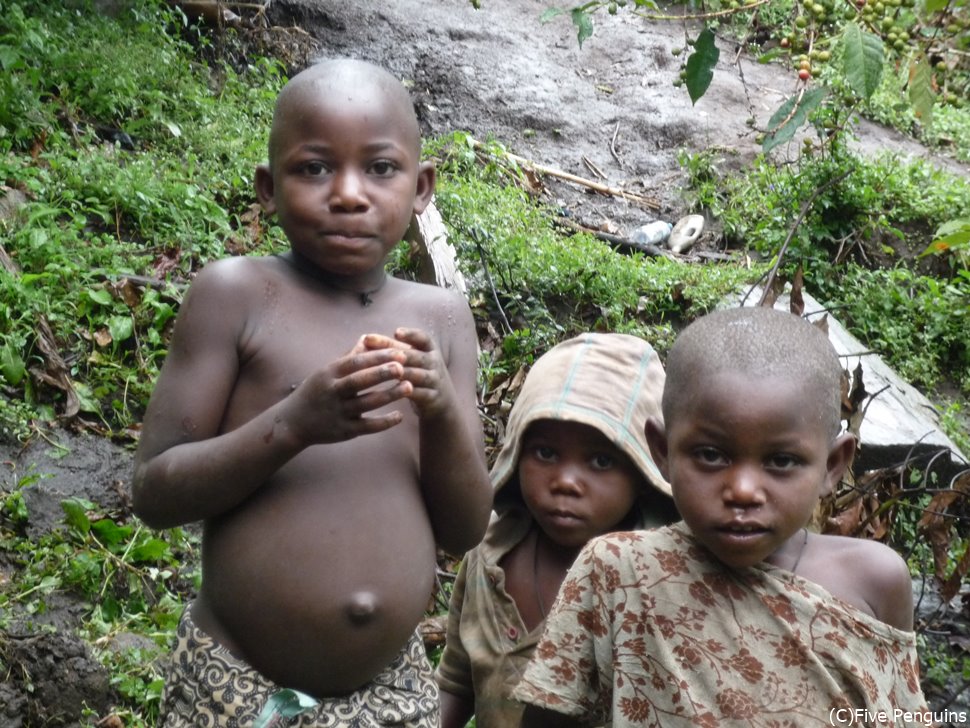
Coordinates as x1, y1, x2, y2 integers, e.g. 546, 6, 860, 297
514, 523, 928, 727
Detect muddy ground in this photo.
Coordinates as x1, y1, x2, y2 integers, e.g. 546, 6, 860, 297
2, 0, 969, 725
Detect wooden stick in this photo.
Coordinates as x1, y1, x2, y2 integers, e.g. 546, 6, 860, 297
470, 138, 660, 211
555, 217, 667, 257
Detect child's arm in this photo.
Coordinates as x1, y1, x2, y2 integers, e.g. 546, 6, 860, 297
132, 259, 411, 528
439, 691, 474, 728
437, 558, 475, 728
520, 705, 587, 727
374, 298, 491, 555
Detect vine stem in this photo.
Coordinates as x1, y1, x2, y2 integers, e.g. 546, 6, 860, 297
752, 168, 853, 306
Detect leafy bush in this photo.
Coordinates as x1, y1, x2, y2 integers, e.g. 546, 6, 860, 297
0, 0, 285, 437
681, 145, 970, 396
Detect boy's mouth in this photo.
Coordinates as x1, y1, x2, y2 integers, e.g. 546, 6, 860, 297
323, 230, 373, 240
547, 509, 583, 525
719, 521, 769, 535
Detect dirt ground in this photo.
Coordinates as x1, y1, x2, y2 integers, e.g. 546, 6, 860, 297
2, 0, 969, 725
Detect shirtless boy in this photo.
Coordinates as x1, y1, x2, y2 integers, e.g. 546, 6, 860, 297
515, 307, 928, 727
133, 58, 492, 725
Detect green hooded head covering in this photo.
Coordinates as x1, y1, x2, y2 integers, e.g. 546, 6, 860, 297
491, 332, 672, 524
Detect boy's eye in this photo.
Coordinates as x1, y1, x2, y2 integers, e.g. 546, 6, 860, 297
766, 454, 800, 470
302, 161, 330, 176
533, 445, 557, 462
692, 447, 727, 467
590, 454, 615, 470
369, 159, 398, 177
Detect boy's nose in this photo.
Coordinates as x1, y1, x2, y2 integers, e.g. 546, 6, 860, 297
549, 465, 584, 496
722, 467, 765, 507
329, 170, 368, 212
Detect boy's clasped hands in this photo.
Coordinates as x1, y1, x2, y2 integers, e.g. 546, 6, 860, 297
286, 329, 455, 443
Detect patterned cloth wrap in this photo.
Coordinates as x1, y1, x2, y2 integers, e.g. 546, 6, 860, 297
514, 522, 930, 728
160, 608, 440, 727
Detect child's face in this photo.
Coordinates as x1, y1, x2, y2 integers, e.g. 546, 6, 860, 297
256, 84, 434, 278
646, 371, 853, 570
518, 420, 641, 550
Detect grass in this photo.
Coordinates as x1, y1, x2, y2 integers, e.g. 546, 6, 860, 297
0, 0, 969, 723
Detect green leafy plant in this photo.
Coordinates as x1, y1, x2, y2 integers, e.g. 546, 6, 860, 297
0, 0, 284, 437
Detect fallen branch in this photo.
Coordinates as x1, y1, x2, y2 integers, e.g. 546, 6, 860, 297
557, 217, 737, 262
469, 137, 661, 210
167, 1, 266, 28
555, 217, 667, 257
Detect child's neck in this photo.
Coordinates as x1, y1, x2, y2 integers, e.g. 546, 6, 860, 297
279, 250, 389, 306
532, 528, 582, 619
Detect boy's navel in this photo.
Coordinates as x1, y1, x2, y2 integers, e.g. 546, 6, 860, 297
346, 591, 379, 624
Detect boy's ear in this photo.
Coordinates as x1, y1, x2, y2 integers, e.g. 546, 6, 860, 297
644, 416, 670, 480
822, 433, 856, 497
255, 163, 276, 213
411, 161, 436, 215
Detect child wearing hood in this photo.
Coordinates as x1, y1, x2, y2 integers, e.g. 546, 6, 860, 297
436, 333, 678, 728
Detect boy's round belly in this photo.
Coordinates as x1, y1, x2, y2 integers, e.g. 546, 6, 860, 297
197, 472, 437, 698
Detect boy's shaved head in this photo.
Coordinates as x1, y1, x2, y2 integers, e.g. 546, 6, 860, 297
268, 58, 422, 167
663, 307, 844, 437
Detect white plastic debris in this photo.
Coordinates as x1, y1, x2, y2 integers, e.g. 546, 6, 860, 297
667, 214, 705, 254
631, 220, 672, 246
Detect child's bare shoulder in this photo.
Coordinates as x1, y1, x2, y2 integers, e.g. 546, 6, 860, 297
393, 278, 475, 325
818, 533, 908, 571
179, 256, 281, 314
396, 277, 467, 304
814, 533, 913, 628
189, 254, 278, 292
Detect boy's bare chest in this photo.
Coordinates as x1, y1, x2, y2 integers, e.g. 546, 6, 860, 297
241, 291, 420, 385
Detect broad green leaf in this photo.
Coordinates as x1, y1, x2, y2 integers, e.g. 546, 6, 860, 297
685, 27, 719, 105
91, 518, 132, 546
840, 23, 884, 100
762, 87, 828, 153
129, 538, 171, 562
936, 218, 970, 237
108, 315, 134, 343
73, 382, 101, 414
0, 343, 25, 386
20, 273, 49, 286
908, 55, 935, 127
87, 288, 113, 306
62, 498, 92, 535
923, 0, 948, 10
100, 594, 121, 621
254, 689, 319, 728
0, 47, 22, 69
571, 7, 594, 48
921, 231, 970, 257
